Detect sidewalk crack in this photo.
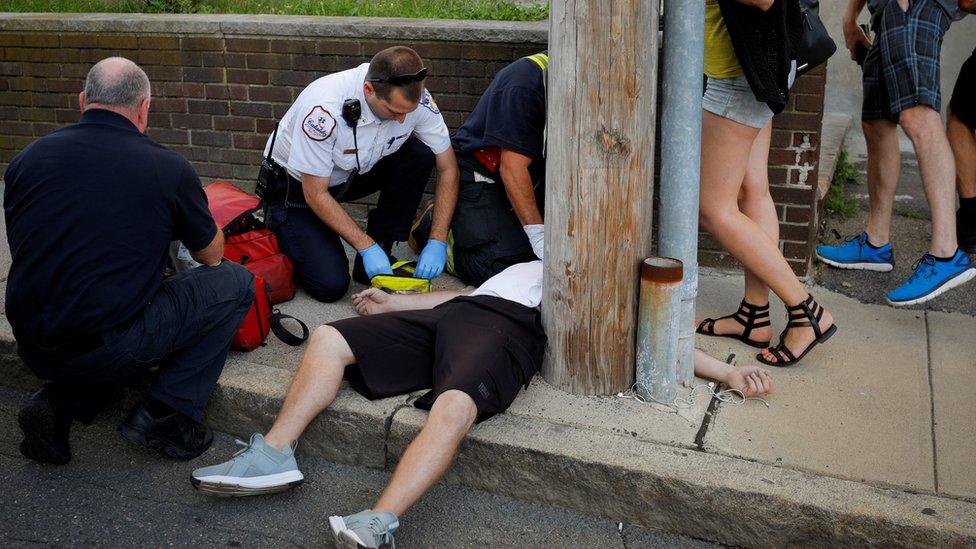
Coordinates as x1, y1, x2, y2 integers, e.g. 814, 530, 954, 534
924, 311, 939, 493
693, 353, 735, 451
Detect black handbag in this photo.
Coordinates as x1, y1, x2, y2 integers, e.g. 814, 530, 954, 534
795, 0, 837, 76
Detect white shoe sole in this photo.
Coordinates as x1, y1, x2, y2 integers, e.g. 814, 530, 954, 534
816, 254, 894, 272
192, 469, 304, 497
329, 516, 371, 549
887, 267, 976, 307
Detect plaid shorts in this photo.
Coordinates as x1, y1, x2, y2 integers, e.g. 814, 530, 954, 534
862, 0, 952, 121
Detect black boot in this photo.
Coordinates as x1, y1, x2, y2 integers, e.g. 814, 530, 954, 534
351, 242, 397, 285
119, 401, 213, 461
18, 387, 73, 465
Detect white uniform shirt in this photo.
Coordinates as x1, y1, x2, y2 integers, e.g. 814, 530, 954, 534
264, 63, 451, 186
470, 260, 543, 309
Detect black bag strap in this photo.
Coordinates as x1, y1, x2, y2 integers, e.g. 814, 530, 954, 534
270, 309, 308, 347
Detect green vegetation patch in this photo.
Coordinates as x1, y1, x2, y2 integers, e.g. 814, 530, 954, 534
4, 0, 549, 21
824, 149, 861, 219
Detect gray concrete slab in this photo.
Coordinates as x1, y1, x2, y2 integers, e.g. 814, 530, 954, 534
928, 310, 976, 500
698, 273, 937, 492
387, 405, 976, 548
817, 111, 852, 199
505, 376, 709, 449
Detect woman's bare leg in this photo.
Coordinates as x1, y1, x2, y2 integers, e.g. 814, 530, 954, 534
699, 111, 833, 363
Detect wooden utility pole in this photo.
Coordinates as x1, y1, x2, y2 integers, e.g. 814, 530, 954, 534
543, 0, 659, 394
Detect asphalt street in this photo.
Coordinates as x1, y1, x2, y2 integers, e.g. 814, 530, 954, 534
0, 386, 718, 548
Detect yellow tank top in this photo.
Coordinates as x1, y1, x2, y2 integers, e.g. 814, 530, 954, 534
704, 0, 744, 79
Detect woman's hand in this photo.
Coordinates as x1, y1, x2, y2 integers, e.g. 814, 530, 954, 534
843, 18, 872, 60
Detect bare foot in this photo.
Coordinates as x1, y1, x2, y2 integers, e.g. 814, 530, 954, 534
351, 288, 402, 316
760, 301, 834, 364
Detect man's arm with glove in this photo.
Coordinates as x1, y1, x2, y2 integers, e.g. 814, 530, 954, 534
301, 172, 393, 279
415, 148, 459, 279
499, 149, 544, 260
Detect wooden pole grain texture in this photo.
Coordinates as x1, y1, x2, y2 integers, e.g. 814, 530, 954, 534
543, 0, 659, 394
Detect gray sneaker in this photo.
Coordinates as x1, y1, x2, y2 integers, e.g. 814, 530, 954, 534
329, 510, 399, 549
190, 433, 303, 497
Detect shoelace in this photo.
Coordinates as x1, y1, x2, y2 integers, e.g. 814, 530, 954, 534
366, 516, 394, 545
909, 254, 938, 282
232, 436, 255, 457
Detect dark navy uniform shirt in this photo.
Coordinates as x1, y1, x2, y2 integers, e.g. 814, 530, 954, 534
452, 57, 547, 183
3, 109, 217, 346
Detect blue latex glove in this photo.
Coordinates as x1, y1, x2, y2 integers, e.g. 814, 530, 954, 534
359, 244, 394, 280
415, 239, 448, 279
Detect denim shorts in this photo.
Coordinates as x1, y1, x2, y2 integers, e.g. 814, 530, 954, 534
703, 64, 797, 129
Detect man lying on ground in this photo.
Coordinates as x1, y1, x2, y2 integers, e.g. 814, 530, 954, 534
191, 260, 771, 548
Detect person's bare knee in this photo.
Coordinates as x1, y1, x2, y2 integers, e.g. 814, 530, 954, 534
428, 390, 477, 435
899, 106, 942, 144
307, 325, 355, 370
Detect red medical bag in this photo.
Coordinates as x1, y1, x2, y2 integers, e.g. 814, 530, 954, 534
204, 181, 295, 304
204, 181, 306, 351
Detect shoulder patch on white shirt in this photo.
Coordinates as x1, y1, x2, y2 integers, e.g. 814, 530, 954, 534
302, 106, 337, 142
420, 89, 440, 114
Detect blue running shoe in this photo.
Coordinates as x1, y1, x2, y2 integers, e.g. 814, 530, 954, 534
886, 250, 976, 306
816, 232, 894, 272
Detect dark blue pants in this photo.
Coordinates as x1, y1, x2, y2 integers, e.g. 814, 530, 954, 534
268, 136, 435, 303
19, 262, 254, 423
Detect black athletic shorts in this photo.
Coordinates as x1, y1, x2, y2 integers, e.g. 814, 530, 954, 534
950, 48, 976, 130
329, 295, 546, 422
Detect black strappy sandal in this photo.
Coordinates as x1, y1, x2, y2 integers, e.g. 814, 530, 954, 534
696, 299, 772, 349
757, 294, 837, 367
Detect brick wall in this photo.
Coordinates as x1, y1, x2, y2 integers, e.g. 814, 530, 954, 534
0, 14, 825, 276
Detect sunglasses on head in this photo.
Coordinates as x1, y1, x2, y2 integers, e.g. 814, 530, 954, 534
366, 67, 428, 87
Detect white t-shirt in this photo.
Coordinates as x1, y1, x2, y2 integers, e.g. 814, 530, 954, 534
470, 261, 543, 309
265, 63, 451, 186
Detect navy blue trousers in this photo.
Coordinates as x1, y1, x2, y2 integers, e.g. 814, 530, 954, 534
18, 261, 254, 423
267, 136, 435, 303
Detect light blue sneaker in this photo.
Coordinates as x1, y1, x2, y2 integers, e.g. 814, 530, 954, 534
886, 250, 976, 306
329, 510, 399, 549
816, 232, 894, 272
191, 433, 303, 497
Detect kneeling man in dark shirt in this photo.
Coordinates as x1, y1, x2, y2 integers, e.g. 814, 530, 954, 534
4, 57, 255, 464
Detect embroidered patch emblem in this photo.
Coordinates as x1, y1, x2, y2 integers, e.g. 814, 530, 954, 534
420, 89, 440, 114
302, 106, 336, 141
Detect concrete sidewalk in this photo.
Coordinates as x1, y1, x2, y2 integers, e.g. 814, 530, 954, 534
0, 256, 974, 546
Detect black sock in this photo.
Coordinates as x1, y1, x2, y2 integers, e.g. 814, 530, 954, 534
865, 240, 885, 249
144, 398, 178, 419
932, 250, 958, 262
960, 196, 976, 216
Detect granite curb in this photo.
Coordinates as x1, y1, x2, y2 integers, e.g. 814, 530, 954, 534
0, 13, 548, 44
0, 325, 973, 547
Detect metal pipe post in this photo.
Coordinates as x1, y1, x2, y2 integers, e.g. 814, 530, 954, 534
636, 258, 683, 404
658, 0, 705, 384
